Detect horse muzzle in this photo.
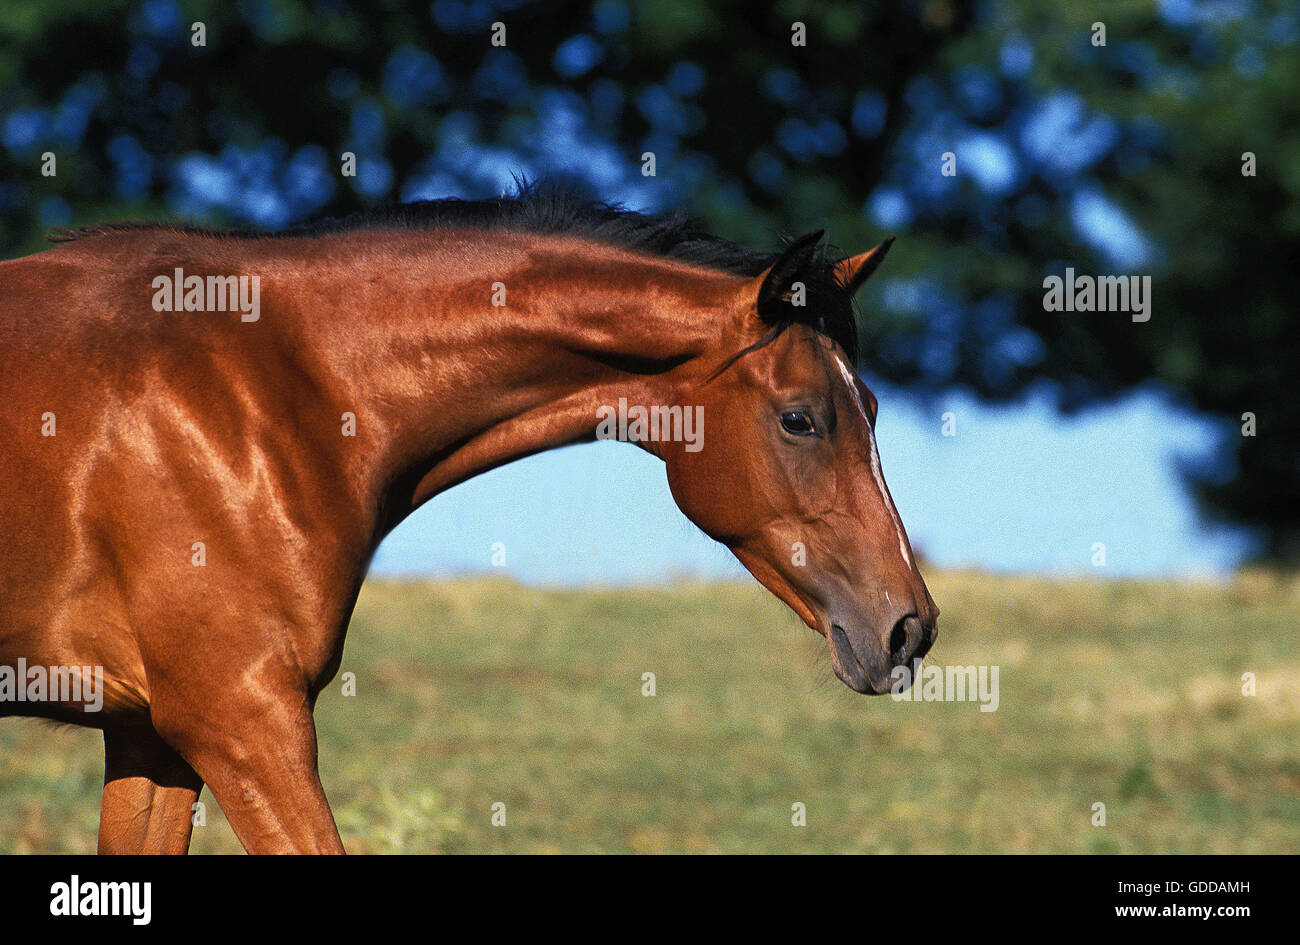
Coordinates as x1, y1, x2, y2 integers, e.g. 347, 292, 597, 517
827, 613, 936, 695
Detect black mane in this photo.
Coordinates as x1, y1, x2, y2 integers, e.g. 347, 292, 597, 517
49, 180, 860, 361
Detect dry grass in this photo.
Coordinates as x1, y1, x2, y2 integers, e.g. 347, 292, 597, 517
2, 570, 1297, 852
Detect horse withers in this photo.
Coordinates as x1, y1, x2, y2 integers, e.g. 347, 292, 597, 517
0, 188, 937, 852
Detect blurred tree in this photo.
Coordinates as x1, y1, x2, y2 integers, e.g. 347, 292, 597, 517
0, 0, 1295, 559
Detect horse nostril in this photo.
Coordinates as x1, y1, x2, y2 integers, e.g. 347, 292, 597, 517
888, 615, 914, 664
888, 612, 934, 666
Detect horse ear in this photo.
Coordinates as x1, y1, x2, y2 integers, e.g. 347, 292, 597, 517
833, 236, 896, 295
755, 229, 825, 317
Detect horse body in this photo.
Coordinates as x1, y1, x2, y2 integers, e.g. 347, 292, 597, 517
0, 194, 936, 852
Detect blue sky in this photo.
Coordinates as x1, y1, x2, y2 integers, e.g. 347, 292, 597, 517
372, 385, 1250, 584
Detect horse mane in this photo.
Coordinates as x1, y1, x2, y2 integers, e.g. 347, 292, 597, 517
47, 179, 860, 361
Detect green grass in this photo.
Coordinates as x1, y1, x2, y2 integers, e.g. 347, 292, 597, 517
2, 570, 1298, 853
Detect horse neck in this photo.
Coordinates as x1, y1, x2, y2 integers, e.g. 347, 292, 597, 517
271, 230, 741, 526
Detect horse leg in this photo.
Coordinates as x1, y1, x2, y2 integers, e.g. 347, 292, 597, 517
99, 727, 203, 854
159, 683, 344, 854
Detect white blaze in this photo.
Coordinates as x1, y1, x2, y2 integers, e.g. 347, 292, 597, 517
835, 356, 913, 569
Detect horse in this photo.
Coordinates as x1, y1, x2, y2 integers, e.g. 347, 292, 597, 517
0, 185, 938, 853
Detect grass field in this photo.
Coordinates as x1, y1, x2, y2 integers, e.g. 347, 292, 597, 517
1, 570, 1297, 853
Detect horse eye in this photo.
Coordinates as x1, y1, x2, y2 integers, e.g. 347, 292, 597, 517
780, 410, 815, 436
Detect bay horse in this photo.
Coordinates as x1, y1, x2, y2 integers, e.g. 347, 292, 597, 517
0, 186, 937, 853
